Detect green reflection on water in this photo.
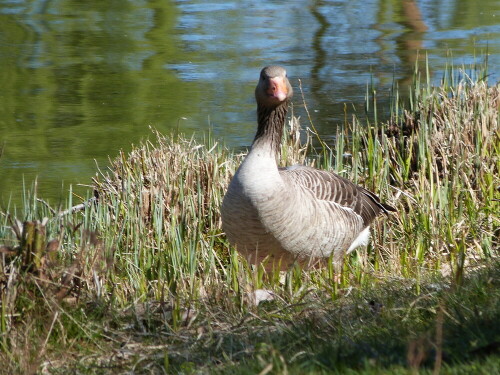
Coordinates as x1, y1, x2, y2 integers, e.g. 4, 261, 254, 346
0, 1, 203, 205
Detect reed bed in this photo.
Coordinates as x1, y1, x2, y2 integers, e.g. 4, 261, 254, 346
0, 63, 499, 374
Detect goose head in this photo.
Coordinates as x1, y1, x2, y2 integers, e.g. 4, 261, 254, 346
255, 66, 293, 110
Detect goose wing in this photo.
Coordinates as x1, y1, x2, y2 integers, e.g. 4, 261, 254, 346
280, 165, 395, 226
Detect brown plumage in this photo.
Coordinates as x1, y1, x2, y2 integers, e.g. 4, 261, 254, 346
221, 66, 395, 271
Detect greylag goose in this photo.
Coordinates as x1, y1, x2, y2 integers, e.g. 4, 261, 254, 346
221, 66, 395, 271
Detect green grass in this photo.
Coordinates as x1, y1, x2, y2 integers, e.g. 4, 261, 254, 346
0, 60, 499, 374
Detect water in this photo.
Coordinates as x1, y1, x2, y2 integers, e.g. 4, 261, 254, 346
0, 0, 499, 206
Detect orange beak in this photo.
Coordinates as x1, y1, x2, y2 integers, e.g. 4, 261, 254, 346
266, 77, 288, 102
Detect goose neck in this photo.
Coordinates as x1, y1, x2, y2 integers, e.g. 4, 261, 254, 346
252, 101, 288, 154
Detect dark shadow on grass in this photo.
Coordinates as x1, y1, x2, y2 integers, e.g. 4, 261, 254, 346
191, 261, 500, 374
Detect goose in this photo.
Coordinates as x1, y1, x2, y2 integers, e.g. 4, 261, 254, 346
221, 66, 395, 272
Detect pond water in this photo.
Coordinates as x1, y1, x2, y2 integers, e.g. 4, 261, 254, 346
0, 0, 499, 206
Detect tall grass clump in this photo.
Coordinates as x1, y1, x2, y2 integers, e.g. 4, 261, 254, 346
364, 73, 499, 281
1, 60, 499, 374
91, 133, 238, 301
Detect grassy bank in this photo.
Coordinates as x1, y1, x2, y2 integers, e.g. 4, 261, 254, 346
1, 63, 499, 374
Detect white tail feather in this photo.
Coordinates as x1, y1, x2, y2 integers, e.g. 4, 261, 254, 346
347, 227, 370, 254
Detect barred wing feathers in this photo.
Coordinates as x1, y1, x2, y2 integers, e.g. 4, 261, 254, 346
280, 165, 395, 226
